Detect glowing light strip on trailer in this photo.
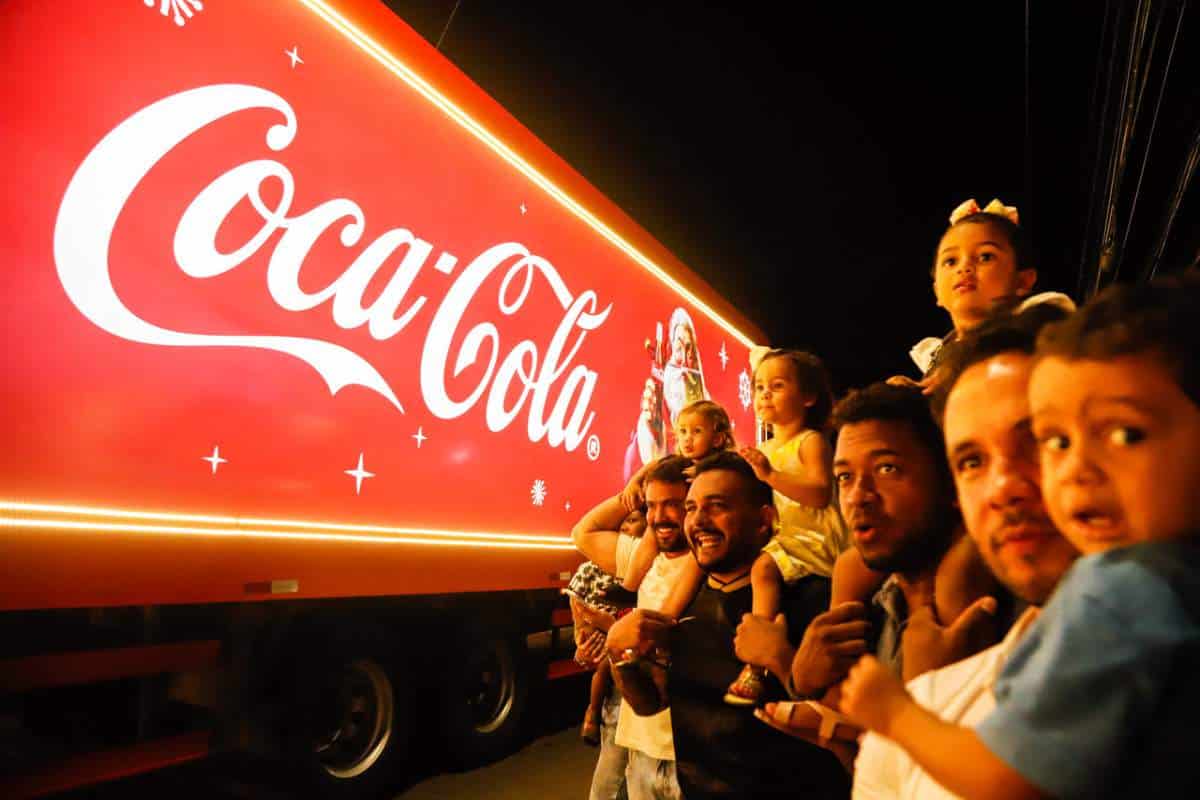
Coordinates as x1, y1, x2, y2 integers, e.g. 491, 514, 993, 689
0, 516, 575, 551
295, 0, 757, 349
2, 501, 568, 544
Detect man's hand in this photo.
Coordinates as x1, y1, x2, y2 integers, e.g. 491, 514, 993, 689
901, 595, 997, 681
575, 629, 606, 666
789, 601, 871, 698
734, 613, 794, 683
606, 608, 674, 659
738, 446, 773, 483
839, 655, 912, 737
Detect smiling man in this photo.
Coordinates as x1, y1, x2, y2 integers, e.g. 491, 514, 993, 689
852, 309, 1078, 799
606, 451, 847, 799
572, 456, 694, 800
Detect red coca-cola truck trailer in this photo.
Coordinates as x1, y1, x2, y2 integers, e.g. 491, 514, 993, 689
1, 1, 765, 796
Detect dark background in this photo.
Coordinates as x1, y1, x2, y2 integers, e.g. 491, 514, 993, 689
382, 1, 1197, 392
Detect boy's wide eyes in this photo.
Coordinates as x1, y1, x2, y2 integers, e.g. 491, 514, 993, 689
955, 454, 982, 474
1108, 426, 1146, 446
1039, 434, 1069, 452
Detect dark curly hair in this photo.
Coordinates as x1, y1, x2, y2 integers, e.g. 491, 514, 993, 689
1035, 273, 1200, 406
690, 450, 774, 509
831, 382, 952, 495
929, 302, 1072, 424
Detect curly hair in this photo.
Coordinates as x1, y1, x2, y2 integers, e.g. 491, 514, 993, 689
690, 450, 774, 509
831, 382, 952, 494
929, 302, 1072, 424
1035, 273, 1200, 406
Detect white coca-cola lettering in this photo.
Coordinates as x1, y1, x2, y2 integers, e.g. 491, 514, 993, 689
53, 84, 613, 452
420, 243, 608, 449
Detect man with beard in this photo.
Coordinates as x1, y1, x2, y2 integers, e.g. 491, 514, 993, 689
572, 456, 695, 799
606, 451, 848, 799
849, 310, 1079, 798
786, 383, 1000, 707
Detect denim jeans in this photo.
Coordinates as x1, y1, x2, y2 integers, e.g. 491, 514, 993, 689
589, 691, 629, 800
625, 748, 680, 800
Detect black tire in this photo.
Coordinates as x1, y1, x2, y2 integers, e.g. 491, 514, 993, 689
437, 626, 531, 768
281, 624, 412, 799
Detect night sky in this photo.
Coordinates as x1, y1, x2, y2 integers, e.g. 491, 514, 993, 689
383, 1, 1194, 392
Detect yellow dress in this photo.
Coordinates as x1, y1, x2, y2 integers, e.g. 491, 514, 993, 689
760, 429, 851, 581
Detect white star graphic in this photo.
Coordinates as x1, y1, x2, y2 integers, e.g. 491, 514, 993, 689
564, 501, 572, 511
344, 452, 375, 495
202, 445, 228, 475
519, 202, 527, 215
718, 342, 729, 371
285, 46, 304, 68
412, 427, 428, 448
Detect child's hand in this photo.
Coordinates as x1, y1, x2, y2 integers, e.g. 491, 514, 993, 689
620, 478, 644, 512
575, 629, 606, 666
739, 446, 773, 482
839, 655, 911, 736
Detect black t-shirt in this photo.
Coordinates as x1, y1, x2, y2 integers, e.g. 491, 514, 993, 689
668, 575, 849, 799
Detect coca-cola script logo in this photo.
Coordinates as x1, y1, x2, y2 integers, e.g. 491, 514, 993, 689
53, 84, 612, 453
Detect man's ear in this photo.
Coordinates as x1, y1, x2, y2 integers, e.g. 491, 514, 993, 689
1015, 267, 1037, 297
758, 504, 779, 543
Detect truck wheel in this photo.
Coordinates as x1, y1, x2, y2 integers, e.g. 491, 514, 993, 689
283, 627, 411, 799
438, 628, 530, 767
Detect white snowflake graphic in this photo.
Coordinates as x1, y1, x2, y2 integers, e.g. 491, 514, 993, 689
738, 369, 753, 410
144, 0, 204, 27
530, 479, 548, 506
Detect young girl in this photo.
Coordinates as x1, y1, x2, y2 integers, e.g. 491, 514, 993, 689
566, 508, 647, 746
618, 399, 736, 601
725, 349, 885, 704
840, 276, 1200, 799
907, 198, 1071, 382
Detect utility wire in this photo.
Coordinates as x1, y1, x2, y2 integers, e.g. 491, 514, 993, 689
435, 0, 463, 51
1118, 3, 1185, 281
1078, 0, 1117, 299
1094, 0, 1153, 295
1024, 0, 1033, 244
1147, 121, 1200, 280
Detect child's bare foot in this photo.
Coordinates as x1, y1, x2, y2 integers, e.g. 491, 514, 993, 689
723, 663, 768, 706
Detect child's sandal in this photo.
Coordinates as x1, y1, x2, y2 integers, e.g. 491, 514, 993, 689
723, 663, 768, 706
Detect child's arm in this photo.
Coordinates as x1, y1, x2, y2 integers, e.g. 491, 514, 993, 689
658, 557, 703, 619
830, 547, 888, 608
622, 528, 659, 591
840, 656, 1047, 800
619, 463, 650, 512
570, 495, 630, 576
740, 434, 832, 508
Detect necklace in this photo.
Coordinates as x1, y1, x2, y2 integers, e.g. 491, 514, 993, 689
707, 568, 753, 591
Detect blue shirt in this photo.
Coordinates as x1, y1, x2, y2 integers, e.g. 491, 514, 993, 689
976, 544, 1200, 798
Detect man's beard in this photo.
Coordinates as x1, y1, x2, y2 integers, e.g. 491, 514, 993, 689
655, 525, 688, 553
861, 510, 956, 575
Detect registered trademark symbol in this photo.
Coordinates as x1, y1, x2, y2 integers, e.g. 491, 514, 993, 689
586, 435, 600, 461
